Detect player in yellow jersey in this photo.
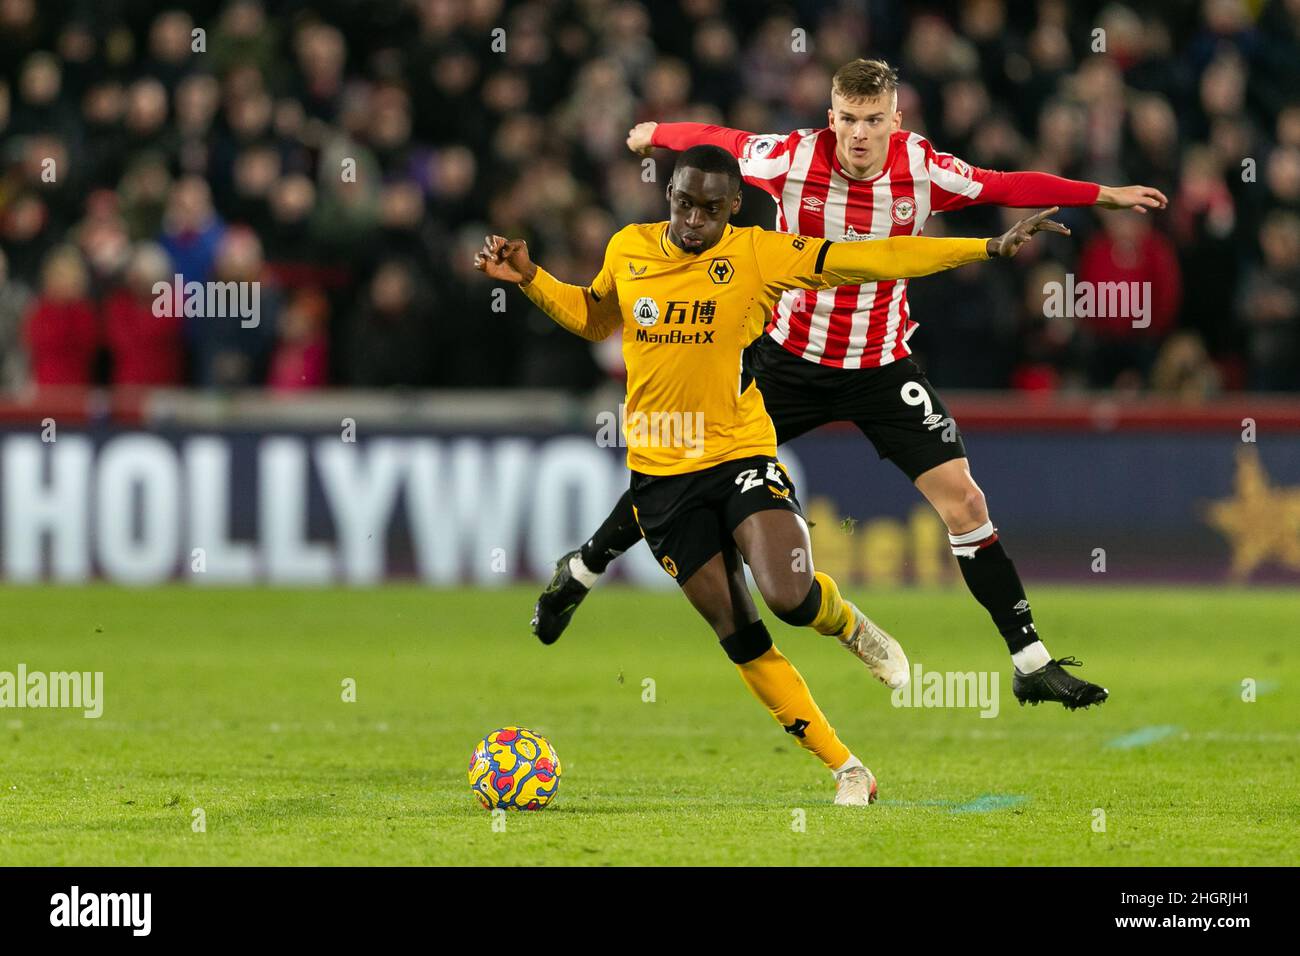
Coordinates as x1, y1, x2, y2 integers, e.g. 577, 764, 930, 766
475, 145, 1064, 805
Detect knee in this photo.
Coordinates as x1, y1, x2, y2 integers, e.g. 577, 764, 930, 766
768, 575, 817, 625
941, 483, 988, 533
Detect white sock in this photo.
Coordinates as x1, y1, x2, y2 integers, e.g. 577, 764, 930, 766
568, 554, 600, 589
832, 754, 863, 776
1012, 639, 1051, 674
948, 519, 996, 558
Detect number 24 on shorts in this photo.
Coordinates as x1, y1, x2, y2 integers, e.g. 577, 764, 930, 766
735, 462, 786, 493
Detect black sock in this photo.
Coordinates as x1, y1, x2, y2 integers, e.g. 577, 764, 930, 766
720, 619, 773, 664
579, 489, 643, 574
954, 538, 1038, 654
774, 579, 821, 627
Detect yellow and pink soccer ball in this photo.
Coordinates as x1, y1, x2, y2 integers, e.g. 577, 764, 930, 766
467, 726, 562, 810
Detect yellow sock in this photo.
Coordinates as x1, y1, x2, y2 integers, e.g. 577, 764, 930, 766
735, 645, 851, 771
810, 570, 854, 639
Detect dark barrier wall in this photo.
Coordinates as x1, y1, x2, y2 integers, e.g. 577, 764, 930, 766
0, 424, 1295, 586
789, 428, 1300, 586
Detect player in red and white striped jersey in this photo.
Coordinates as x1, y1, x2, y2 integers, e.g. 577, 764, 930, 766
535, 59, 1166, 710
644, 120, 1109, 369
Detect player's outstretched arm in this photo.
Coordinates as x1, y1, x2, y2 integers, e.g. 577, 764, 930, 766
1095, 184, 1169, 214
986, 206, 1071, 256
629, 122, 795, 198
818, 235, 989, 285
943, 151, 1166, 214
474, 235, 620, 342
626, 121, 755, 158
781, 208, 1069, 290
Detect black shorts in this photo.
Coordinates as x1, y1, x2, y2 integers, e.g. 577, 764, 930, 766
744, 334, 966, 481
629, 455, 803, 586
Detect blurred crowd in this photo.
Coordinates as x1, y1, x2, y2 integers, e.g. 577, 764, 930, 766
1, 0, 1298, 396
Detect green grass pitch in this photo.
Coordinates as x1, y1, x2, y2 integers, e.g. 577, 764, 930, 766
0, 584, 1296, 866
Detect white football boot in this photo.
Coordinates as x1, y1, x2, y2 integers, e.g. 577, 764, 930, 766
839, 602, 910, 690
833, 764, 878, 806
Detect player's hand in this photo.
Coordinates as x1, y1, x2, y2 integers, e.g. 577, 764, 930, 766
626, 122, 658, 156
987, 207, 1070, 258
473, 235, 537, 285
1096, 184, 1168, 213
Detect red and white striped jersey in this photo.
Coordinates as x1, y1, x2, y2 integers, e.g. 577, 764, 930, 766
746, 127, 993, 368
651, 123, 1099, 369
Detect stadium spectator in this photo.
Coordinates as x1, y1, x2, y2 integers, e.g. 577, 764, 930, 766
142, 10, 199, 91
2, 194, 54, 286
1238, 210, 1300, 390
1150, 330, 1223, 400
22, 245, 98, 386
227, 143, 280, 235
208, 0, 281, 84
1011, 259, 1086, 392
262, 172, 319, 271
81, 80, 130, 190
268, 287, 330, 391
1173, 146, 1240, 364
341, 258, 434, 387
433, 227, 524, 389
119, 155, 173, 242
0, 0, 40, 78
907, 218, 1021, 388
1126, 94, 1181, 198
9, 52, 76, 141
73, 190, 133, 296
103, 242, 184, 387
186, 226, 279, 388
174, 72, 221, 178
160, 175, 225, 285
1077, 212, 1183, 386
312, 158, 382, 260
428, 144, 479, 229
124, 77, 177, 165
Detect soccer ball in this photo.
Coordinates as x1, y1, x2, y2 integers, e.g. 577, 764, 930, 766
467, 726, 562, 810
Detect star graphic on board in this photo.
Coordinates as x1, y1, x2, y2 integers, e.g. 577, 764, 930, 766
1204, 447, 1300, 581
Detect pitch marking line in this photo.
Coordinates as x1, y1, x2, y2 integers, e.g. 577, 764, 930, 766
950, 794, 1028, 813
880, 794, 1028, 813
1105, 725, 1181, 750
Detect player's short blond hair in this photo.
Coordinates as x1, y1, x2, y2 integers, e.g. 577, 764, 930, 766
831, 59, 899, 102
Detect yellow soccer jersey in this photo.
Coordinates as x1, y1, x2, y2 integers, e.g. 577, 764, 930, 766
588, 223, 830, 474
520, 222, 989, 475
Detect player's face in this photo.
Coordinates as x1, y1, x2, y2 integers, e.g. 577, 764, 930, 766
665, 168, 740, 254
828, 90, 900, 179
